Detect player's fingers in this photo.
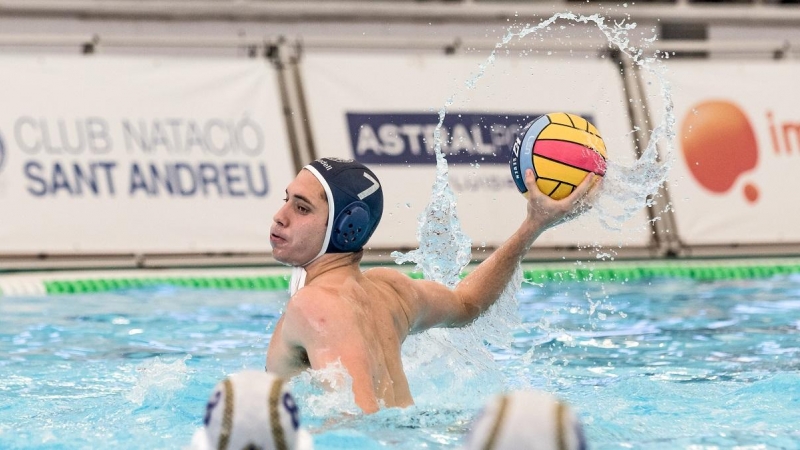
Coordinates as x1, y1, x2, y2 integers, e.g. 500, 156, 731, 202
523, 168, 537, 194
565, 173, 598, 205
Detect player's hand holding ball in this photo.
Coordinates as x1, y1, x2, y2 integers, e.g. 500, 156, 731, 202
510, 112, 606, 230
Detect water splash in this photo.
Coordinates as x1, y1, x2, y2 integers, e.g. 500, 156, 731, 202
517, 14, 673, 234
392, 12, 674, 400
124, 355, 192, 405
391, 94, 523, 403
290, 361, 361, 420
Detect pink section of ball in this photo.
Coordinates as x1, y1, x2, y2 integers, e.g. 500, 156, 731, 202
533, 140, 607, 176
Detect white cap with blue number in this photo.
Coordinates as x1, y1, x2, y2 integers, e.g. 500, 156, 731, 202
188, 370, 314, 450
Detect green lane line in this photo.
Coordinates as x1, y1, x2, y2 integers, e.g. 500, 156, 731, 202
5, 261, 800, 296
522, 263, 800, 283
43, 275, 291, 295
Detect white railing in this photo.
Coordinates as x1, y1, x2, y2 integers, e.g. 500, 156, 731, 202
0, 33, 795, 60
0, 0, 799, 25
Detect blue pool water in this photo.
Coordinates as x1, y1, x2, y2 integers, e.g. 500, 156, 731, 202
1, 274, 799, 449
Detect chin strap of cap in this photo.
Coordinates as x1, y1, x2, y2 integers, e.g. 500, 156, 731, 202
287, 164, 338, 297
290, 250, 325, 296
290, 266, 307, 297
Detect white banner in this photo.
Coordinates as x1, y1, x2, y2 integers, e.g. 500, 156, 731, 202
299, 52, 652, 252
0, 55, 294, 254
644, 61, 800, 245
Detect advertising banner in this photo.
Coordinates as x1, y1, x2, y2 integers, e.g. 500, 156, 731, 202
644, 61, 800, 245
0, 56, 293, 254
299, 52, 652, 253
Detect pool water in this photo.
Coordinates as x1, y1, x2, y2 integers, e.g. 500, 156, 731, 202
1, 274, 799, 449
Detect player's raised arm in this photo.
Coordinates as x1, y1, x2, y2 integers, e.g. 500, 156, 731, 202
400, 169, 600, 331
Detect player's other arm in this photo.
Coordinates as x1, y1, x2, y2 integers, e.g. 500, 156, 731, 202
401, 169, 600, 330
280, 287, 381, 414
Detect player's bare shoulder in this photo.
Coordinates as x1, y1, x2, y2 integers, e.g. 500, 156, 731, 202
283, 285, 343, 332
362, 267, 417, 332
363, 267, 415, 294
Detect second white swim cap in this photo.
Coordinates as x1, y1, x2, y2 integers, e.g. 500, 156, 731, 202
463, 390, 587, 450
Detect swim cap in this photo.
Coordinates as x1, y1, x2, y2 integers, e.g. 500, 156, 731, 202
463, 390, 587, 450
304, 157, 383, 259
189, 370, 314, 450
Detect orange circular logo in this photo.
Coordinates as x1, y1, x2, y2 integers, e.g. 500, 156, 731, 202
680, 100, 759, 203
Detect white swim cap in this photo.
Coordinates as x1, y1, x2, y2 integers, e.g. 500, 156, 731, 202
189, 370, 314, 450
462, 390, 587, 450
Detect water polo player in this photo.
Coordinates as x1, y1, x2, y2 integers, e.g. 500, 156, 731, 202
266, 157, 600, 413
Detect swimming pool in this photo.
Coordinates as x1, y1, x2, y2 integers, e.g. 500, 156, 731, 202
1, 270, 799, 449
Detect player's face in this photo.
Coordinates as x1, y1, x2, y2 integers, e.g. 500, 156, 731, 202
270, 170, 329, 266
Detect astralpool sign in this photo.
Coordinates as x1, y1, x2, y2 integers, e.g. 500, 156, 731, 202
302, 52, 650, 251
347, 112, 540, 165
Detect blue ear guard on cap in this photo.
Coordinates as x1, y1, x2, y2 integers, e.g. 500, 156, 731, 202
304, 158, 384, 258
332, 200, 372, 252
